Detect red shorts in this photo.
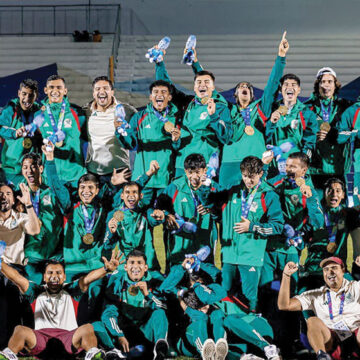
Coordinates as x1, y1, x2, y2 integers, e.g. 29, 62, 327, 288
30, 328, 82, 356
330, 328, 360, 360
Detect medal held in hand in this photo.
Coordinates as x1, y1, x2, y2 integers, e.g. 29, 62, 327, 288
22, 137, 32, 149
82, 233, 94, 245
164, 121, 175, 133
113, 210, 124, 222
326, 242, 337, 254
128, 285, 139, 296
55, 140, 64, 148
245, 126, 255, 136
320, 122, 331, 132
277, 105, 288, 116
295, 177, 306, 187
201, 96, 210, 105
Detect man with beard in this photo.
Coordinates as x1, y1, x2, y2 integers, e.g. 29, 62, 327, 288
0, 182, 41, 347
0, 79, 41, 185
85, 76, 137, 184
36, 75, 86, 186
20, 153, 63, 284
278, 258, 360, 360
0, 251, 122, 360
266, 74, 318, 177
305, 68, 353, 191
115, 80, 181, 206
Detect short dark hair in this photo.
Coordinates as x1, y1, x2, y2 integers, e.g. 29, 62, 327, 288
182, 288, 205, 310
123, 181, 141, 192
194, 70, 215, 82
324, 177, 345, 193
288, 152, 310, 168
184, 153, 206, 170
43, 259, 65, 274
280, 74, 301, 87
92, 76, 113, 90
314, 74, 341, 97
78, 173, 99, 188
0, 183, 15, 198
22, 152, 42, 167
189, 268, 213, 285
46, 75, 66, 86
149, 80, 172, 93
240, 156, 263, 175
126, 249, 147, 262
19, 79, 38, 94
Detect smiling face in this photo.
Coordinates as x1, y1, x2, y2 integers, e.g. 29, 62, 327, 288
325, 182, 345, 208
93, 80, 114, 110
281, 79, 301, 105
285, 158, 307, 179
18, 86, 37, 112
44, 79, 67, 104
323, 262, 344, 291
236, 82, 252, 106
0, 185, 14, 213
121, 184, 142, 209
150, 85, 172, 112
194, 75, 215, 99
43, 263, 66, 293
21, 158, 43, 188
125, 256, 148, 282
241, 170, 263, 190
78, 181, 99, 205
319, 74, 336, 99
185, 167, 207, 190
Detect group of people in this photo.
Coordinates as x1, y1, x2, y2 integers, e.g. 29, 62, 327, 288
0, 31, 360, 360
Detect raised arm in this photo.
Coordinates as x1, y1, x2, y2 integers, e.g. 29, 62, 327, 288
1, 262, 29, 293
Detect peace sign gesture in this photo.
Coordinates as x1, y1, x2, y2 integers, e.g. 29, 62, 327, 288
278, 31, 290, 57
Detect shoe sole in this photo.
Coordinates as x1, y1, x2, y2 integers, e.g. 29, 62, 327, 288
202, 339, 216, 360
215, 339, 228, 360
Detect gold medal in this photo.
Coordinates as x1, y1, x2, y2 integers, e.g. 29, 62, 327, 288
22, 138, 32, 149
113, 210, 124, 222
200, 96, 209, 105
326, 242, 337, 254
295, 177, 306, 187
164, 121, 175, 133
55, 141, 63, 148
128, 285, 139, 296
245, 125, 255, 136
82, 233, 94, 245
320, 122, 331, 132
277, 105, 288, 116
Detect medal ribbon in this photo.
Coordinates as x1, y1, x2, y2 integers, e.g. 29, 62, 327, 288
327, 290, 345, 320
320, 100, 332, 123
240, 107, 251, 127
20, 111, 34, 126
188, 181, 200, 217
324, 211, 339, 243
81, 204, 96, 233
241, 180, 262, 219
30, 189, 40, 216
46, 100, 66, 134
153, 106, 169, 123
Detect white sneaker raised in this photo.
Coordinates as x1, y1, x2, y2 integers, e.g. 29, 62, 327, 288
201, 338, 216, 360
215, 338, 228, 360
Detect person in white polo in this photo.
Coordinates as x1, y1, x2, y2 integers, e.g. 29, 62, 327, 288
278, 256, 360, 360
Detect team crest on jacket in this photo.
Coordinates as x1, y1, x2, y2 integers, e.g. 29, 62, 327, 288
42, 195, 51, 206
200, 112, 208, 120
64, 118, 72, 128
290, 194, 299, 205
291, 119, 299, 129
250, 202, 258, 212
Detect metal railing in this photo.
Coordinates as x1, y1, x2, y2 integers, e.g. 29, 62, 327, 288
0, 4, 119, 35
109, 4, 121, 83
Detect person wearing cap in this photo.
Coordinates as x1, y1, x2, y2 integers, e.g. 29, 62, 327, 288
278, 258, 360, 360
305, 67, 353, 193
218, 31, 289, 187
266, 70, 318, 178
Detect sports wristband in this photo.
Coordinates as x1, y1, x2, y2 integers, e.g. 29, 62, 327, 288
25, 204, 33, 209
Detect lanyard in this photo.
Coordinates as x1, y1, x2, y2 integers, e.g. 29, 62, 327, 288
81, 204, 96, 233
30, 189, 40, 216
188, 182, 200, 217
320, 100, 332, 123
153, 107, 169, 123
327, 290, 345, 320
20, 111, 34, 126
241, 180, 262, 219
46, 100, 66, 133
324, 210, 339, 243
240, 107, 251, 126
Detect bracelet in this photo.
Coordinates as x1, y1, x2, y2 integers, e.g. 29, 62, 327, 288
283, 273, 291, 278
25, 204, 33, 209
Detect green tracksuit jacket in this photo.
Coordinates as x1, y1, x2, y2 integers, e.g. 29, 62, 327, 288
305, 94, 352, 175
115, 102, 180, 188
0, 98, 41, 182
36, 97, 86, 184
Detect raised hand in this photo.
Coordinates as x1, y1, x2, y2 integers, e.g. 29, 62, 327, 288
207, 98, 216, 116
108, 217, 118, 234
150, 209, 165, 221
283, 261, 298, 277
111, 168, 131, 186
270, 110, 281, 124
146, 160, 160, 177
278, 31, 289, 57
102, 249, 124, 272
171, 127, 181, 142
41, 142, 55, 161
17, 183, 32, 206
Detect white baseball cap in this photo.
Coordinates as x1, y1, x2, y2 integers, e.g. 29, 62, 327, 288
316, 67, 337, 79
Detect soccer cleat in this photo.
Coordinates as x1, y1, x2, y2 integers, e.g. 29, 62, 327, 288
215, 338, 228, 360
153, 339, 169, 360
85, 347, 106, 360
105, 348, 126, 360
264, 344, 281, 360
316, 350, 332, 360
201, 339, 216, 360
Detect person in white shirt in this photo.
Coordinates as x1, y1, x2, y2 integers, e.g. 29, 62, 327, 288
278, 257, 360, 360
0, 250, 123, 360
84, 76, 136, 182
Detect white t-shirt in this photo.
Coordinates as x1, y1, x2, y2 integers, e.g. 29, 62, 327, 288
0, 210, 29, 265
295, 279, 360, 331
